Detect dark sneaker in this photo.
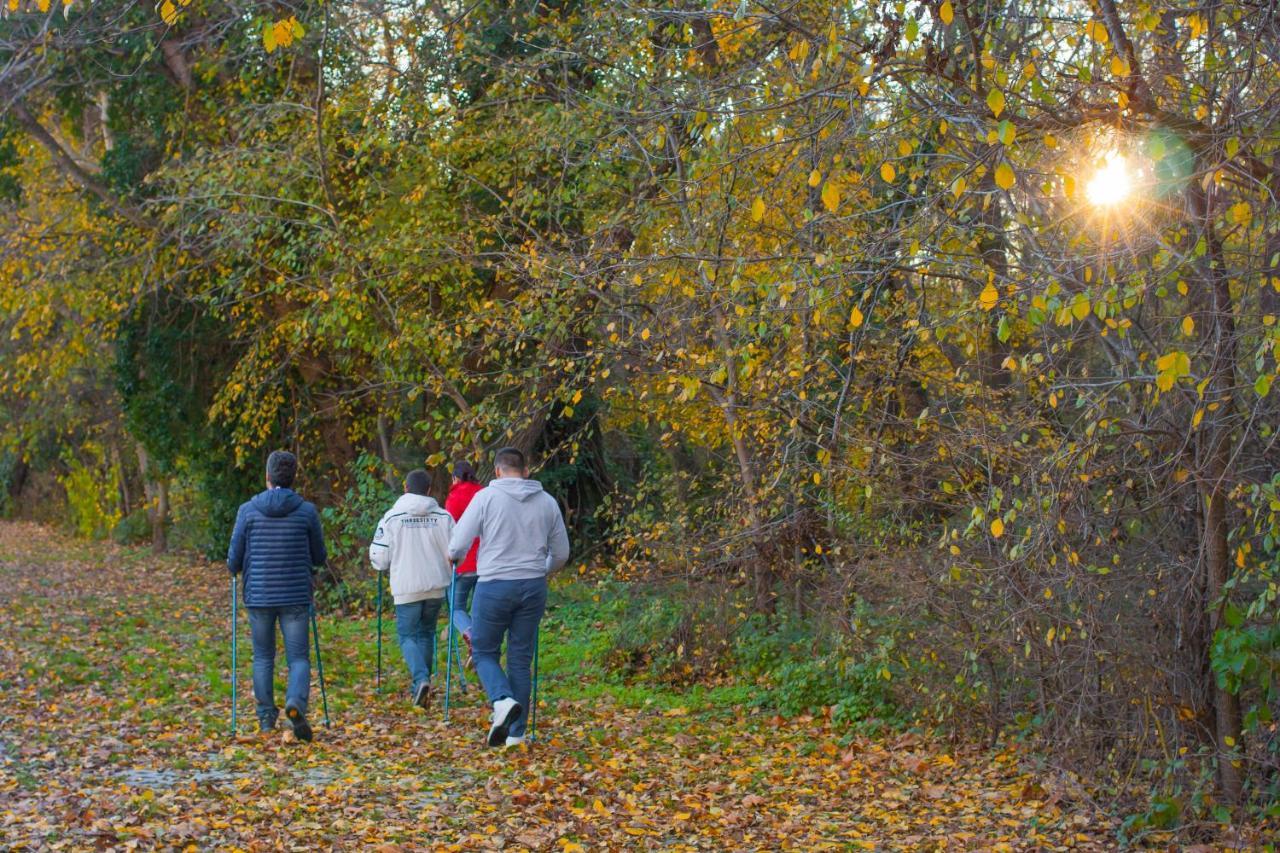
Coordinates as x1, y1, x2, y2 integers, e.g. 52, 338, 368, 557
413, 680, 431, 709
259, 707, 279, 733
487, 697, 522, 747
285, 703, 313, 743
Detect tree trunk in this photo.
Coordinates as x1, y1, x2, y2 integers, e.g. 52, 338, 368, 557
152, 478, 170, 554
1188, 177, 1243, 807
135, 445, 169, 554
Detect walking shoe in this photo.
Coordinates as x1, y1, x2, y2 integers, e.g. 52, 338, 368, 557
462, 632, 474, 671
504, 736, 525, 748
413, 680, 432, 709
487, 697, 522, 747
284, 702, 313, 743
258, 708, 279, 733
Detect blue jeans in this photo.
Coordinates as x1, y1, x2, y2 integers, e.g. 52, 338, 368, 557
395, 598, 442, 693
247, 605, 310, 725
471, 578, 546, 738
450, 573, 478, 636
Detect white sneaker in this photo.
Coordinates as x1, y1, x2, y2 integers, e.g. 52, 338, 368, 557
504, 736, 525, 747
487, 697, 522, 747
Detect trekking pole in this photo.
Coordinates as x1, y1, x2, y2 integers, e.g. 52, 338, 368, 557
529, 625, 540, 742
375, 572, 383, 693
443, 570, 456, 721
230, 576, 238, 735
310, 604, 331, 727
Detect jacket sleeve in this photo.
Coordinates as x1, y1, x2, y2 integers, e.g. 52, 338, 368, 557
434, 512, 456, 583
308, 504, 327, 569
545, 499, 570, 573
448, 494, 483, 563
369, 511, 392, 573
227, 503, 248, 575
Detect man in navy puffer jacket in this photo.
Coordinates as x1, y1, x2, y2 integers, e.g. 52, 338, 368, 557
228, 450, 327, 741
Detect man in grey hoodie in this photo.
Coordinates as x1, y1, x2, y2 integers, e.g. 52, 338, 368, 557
448, 447, 570, 746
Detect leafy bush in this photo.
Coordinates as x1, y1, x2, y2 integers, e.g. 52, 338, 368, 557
111, 508, 151, 545
317, 453, 398, 610
59, 446, 121, 539
600, 581, 902, 727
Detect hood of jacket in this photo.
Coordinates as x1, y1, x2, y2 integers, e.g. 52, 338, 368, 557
487, 476, 546, 502
251, 488, 305, 518
391, 492, 441, 516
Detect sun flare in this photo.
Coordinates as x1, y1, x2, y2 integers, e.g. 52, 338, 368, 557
1085, 155, 1134, 207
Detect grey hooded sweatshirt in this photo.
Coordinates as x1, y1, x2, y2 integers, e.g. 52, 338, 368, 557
447, 477, 570, 581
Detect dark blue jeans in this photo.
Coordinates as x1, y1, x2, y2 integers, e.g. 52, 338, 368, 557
247, 604, 310, 726
471, 578, 546, 738
395, 597, 442, 693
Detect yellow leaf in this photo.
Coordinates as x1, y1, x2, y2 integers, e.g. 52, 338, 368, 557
939, 0, 954, 25
1181, 315, 1194, 337
813, 472, 821, 485
1230, 201, 1251, 225
880, 162, 896, 182
640, 327, 650, 341
263, 19, 278, 52
994, 162, 1016, 191
274, 19, 293, 48
1110, 55, 1130, 77
37, 0, 50, 10
593, 798, 608, 814
750, 196, 765, 222
951, 176, 966, 198
1062, 174, 1076, 198
1046, 626, 1056, 645
979, 281, 999, 311
821, 181, 840, 212
990, 518, 1004, 538
986, 88, 1006, 118
159, 0, 178, 24
849, 306, 864, 328
1071, 296, 1090, 321
897, 139, 912, 157
807, 169, 821, 187
1089, 20, 1110, 44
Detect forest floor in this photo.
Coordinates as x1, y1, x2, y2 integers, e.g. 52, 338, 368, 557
0, 521, 1228, 850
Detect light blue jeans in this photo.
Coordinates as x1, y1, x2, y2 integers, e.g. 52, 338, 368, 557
247, 605, 310, 727
471, 577, 546, 738
395, 597, 443, 694
450, 573, 478, 636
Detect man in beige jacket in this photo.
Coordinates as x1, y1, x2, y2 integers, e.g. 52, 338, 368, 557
370, 469, 455, 708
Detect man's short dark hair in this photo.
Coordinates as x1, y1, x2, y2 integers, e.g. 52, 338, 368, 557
404, 469, 431, 496
266, 450, 297, 488
494, 447, 526, 473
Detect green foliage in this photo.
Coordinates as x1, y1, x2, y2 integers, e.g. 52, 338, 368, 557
0, 119, 21, 204
317, 453, 398, 609
111, 507, 151, 545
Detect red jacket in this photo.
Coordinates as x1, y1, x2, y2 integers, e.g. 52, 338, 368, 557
444, 480, 483, 574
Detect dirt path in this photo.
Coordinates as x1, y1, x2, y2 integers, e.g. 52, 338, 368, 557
0, 523, 1123, 850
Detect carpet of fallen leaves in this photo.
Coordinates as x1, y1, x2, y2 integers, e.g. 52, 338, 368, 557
0, 521, 1232, 851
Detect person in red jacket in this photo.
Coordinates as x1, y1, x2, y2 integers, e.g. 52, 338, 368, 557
445, 461, 483, 662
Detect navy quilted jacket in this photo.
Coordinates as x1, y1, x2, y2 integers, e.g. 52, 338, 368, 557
227, 488, 327, 608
